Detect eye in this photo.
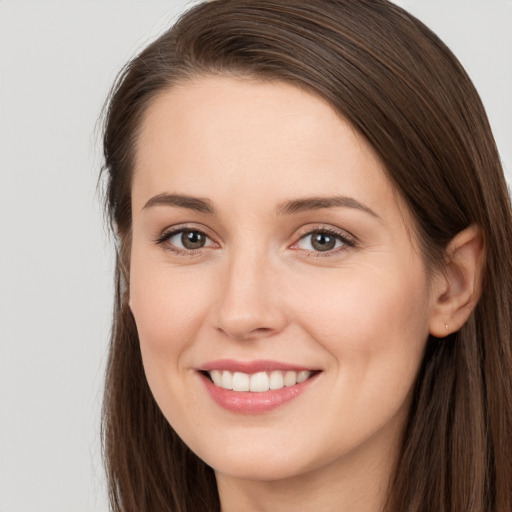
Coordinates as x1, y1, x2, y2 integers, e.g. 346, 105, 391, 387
157, 228, 215, 253
293, 229, 355, 253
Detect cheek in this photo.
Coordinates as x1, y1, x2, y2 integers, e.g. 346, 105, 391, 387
128, 252, 217, 429
129, 252, 213, 360
288, 265, 431, 442
292, 263, 431, 378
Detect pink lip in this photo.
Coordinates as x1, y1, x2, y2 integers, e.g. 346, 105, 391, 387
199, 359, 314, 373
198, 365, 320, 415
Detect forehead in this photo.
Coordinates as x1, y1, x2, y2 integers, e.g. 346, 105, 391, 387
132, 75, 404, 224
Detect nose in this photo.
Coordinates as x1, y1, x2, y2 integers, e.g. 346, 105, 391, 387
214, 245, 287, 341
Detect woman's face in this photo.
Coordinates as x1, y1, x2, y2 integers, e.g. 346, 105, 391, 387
129, 76, 436, 484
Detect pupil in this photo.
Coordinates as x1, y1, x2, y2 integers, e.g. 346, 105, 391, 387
311, 232, 336, 251
182, 231, 205, 249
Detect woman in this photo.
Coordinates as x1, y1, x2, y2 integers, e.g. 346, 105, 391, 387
100, 1, 512, 511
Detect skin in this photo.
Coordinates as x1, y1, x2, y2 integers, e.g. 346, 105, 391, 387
128, 76, 479, 512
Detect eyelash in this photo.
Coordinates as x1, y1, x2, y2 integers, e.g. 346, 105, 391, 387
154, 225, 216, 256
155, 225, 356, 257
291, 227, 356, 257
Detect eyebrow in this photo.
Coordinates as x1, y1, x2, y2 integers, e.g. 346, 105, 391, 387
143, 193, 215, 214
276, 196, 379, 218
142, 193, 379, 219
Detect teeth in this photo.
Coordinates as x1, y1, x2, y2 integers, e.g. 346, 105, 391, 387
208, 369, 312, 392
284, 371, 297, 387
250, 372, 269, 392
269, 371, 284, 390
221, 370, 233, 390
232, 372, 250, 391
297, 370, 310, 383
210, 370, 222, 386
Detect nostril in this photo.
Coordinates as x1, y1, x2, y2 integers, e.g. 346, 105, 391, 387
216, 325, 277, 341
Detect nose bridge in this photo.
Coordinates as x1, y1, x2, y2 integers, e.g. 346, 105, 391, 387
215, 237, 285, 340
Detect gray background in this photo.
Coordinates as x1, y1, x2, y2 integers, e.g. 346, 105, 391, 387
0, 1, 510, 511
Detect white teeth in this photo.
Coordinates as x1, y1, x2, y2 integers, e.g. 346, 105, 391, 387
250, 372, 270, 392
232, 372, 250, 391
284, 371, 297, 387
210, 370, 222, 386
297, 370, 310, 383
221, 370, 233, 390
208, 369, 313, 392
269, 371, 284, 390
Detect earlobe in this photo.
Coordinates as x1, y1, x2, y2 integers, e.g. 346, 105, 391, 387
429, 225, 485, 337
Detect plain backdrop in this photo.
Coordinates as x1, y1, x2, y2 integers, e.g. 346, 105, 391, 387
0, 1, 510, 511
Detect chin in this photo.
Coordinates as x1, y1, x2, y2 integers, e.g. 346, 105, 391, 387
211, 456, 309, 482
191, 434, 330, 483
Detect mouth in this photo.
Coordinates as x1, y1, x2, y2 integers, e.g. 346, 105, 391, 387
197, 359, 321, 413
201, 369, 319, 392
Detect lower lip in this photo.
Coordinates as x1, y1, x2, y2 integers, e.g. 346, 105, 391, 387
199, 372, 319, 414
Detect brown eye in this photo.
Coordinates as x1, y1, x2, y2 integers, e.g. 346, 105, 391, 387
181, 230, 206, 249
294, 229, 354, 254
159, 228, 214, 253
310, 232, 337, 251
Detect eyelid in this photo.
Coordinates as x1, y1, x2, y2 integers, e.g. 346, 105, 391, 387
154, 223, 219, 253
290, 224, 357, 254
153, 222, 357, 256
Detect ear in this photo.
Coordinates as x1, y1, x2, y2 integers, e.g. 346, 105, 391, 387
429, 225, 485, 337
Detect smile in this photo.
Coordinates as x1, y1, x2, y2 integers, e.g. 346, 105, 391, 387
207, 369, 312, 392
198, 360, 321, 414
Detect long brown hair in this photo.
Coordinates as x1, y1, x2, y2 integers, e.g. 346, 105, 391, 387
100, 1, 512, 510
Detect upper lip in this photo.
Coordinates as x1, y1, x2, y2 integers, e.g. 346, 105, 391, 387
199, 359, 317, 373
